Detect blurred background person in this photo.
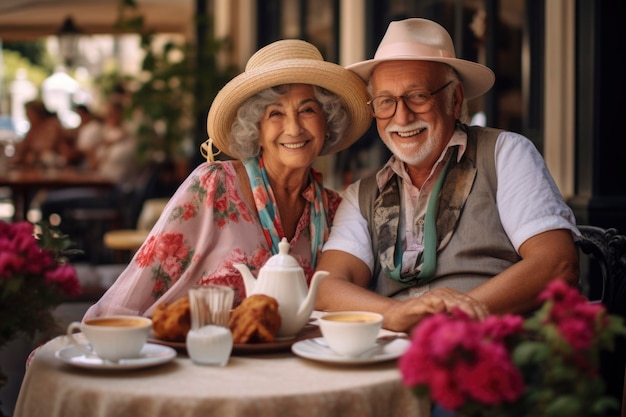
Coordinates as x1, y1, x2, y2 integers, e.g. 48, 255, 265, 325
12, 99, 67, 168
86, 100, 137, 185
38, 98, 139, 264
65, 104, 104, 168
39, 99, 138, 223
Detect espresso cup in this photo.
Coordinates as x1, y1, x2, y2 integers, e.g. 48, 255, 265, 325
66, 315, 152, 362
318, 311, 383, 357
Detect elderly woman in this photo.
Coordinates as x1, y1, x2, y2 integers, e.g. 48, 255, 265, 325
84, 39, 371, 318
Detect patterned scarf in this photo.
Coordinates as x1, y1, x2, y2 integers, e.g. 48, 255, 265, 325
375, 142, 477, 286
243, 157, 328, 265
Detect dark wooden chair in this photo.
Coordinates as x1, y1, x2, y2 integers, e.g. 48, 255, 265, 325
576, 225, 626, 417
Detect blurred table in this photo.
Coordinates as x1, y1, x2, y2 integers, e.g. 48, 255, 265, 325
0, 167, 114, 221
103, 229, 150, 252
13, 331, 428, 417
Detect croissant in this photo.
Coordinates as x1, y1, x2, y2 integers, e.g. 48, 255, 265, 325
152, 296, 191, 342
228, 294, 281, 344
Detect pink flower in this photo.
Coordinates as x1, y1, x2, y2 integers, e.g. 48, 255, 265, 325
45, 264, 81, 297
538, 278, 586, 306
181, 202, 195, 219
481, 314, 524, 341
399, 308, 525, 411
460, 342, 524, 405
0, 252, 23, 277
214, 196, 228, 212
252, 185, 269, 206
136, 235, 158, 267
200, 169, 218, 194
153, 232, 189, 263
1, 220, 82, 348
161, 256, 183, 282
540, 280, 607, 351
400, 279, 625, 417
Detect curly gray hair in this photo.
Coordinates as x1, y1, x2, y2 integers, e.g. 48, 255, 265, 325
229, 84, 351, 159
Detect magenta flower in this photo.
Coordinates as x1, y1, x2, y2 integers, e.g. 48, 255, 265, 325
45, 264, 82, 297
399, 308, 525, 411
399, 279, 626, 417
1, 221, 82, 349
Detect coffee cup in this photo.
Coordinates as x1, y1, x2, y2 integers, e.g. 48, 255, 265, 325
66, 315, 152, 362
318, 311, 383, 357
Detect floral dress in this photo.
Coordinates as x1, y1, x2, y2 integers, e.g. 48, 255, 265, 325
83, 160, 341, 319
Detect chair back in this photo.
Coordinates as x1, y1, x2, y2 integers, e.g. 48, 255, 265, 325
136, 198, 169, 231
576, 225, 626, 317
576, 225, 626, 417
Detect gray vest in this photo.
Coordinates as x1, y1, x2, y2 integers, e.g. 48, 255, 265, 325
359, 126, 521, 297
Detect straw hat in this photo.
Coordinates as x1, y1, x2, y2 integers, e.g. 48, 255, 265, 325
206, 39, 372, 158
347, 18, 495, 100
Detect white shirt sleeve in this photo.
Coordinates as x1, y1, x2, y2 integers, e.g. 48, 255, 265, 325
494, 131, 580, 250
322, 180, 375, 273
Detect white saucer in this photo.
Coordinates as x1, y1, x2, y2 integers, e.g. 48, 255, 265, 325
291, 337, 410, 364
55, 343, 177, 370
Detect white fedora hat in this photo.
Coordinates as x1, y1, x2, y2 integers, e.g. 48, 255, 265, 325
207, 39, 372, 159
347, 18, 495, 100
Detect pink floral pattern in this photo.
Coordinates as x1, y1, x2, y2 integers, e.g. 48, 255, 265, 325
136, 232, 193, 298
84, 161, 341, 318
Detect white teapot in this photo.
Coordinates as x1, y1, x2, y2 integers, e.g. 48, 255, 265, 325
233, 238, 328, 339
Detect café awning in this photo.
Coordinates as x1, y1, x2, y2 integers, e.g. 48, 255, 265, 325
0, 0, 194, 41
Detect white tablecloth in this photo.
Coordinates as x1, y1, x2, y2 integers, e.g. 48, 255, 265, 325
14, 334, 429, 417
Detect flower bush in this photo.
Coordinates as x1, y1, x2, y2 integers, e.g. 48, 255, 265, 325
399, 279, 626, 417
0, 221, 81, 388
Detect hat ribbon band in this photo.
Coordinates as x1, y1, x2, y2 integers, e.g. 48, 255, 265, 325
375, 42, 454, 60
200, 137, 222, 162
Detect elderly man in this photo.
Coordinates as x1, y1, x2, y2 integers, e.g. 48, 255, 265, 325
315, 18, 580, 332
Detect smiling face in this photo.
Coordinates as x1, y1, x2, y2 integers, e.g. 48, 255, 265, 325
258, 84, 328, 175
370, 61, 462, 170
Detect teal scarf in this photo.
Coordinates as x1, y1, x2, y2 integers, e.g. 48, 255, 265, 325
243, 157, 328, 265
383, 156, 453, 283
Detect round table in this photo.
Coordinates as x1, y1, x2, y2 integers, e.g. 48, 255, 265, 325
14, 334, 429, 417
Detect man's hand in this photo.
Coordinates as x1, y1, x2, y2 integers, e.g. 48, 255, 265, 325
384, 287, 489, 332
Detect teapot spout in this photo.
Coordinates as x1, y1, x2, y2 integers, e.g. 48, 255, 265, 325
296, 270, 329, 320
233, 263, 256, 297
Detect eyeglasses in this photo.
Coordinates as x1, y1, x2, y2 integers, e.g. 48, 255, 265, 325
367, 81, 454, 120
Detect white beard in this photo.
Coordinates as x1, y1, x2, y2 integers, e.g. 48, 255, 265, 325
382, 121, 439, 166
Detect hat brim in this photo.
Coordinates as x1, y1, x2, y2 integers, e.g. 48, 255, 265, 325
347, 57, 495, 100
207, 59, 372, 159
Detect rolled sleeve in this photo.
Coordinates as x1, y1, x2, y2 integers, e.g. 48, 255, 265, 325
323, 180, 375, 273
495, 132, 580, 250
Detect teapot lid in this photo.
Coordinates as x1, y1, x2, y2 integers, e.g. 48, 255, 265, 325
263, 237, 301, 269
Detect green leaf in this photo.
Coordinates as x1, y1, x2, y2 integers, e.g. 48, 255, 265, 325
512, 340, 549, 366
1, 276, 23, 299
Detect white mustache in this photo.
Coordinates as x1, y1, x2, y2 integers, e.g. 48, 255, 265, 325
385, 121, 429, 135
